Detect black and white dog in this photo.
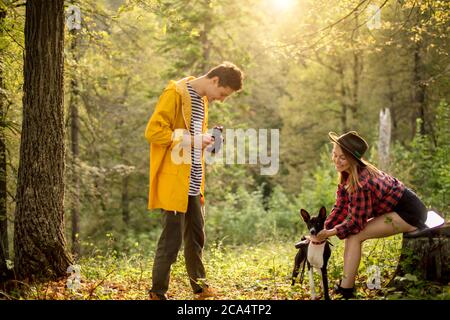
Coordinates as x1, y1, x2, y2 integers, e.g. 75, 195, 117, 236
291, 207, 331, 300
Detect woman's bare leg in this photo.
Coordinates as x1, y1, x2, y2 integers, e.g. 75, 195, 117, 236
340, 212, 416, 288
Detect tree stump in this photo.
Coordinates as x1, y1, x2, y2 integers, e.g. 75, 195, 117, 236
392, 223, 450, 284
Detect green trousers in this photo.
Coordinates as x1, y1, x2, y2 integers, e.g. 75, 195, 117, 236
150, 195, 206, 295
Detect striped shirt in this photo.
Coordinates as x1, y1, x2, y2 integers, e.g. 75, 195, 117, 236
325, 168, 406, 239
187, 82, 204, 196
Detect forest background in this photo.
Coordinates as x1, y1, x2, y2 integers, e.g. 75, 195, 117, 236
0, 0, 448, 299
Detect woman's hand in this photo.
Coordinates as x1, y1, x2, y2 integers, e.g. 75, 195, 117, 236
316, 228, 337, 242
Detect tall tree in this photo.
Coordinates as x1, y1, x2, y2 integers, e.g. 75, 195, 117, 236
14, 0, 72, 280
0, 5, 9, 281
68, 1, 82, 258
410, 16, 426, 138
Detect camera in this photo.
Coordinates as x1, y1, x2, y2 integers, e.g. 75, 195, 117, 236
207, 126, 223, 154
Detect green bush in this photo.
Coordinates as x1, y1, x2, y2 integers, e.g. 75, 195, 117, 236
390, 101, 450, 218
206, 186, 267, 245
205, 146, 339, 245
295, 146, 337, 218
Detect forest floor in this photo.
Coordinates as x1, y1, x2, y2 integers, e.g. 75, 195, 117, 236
2, 236, 449, 300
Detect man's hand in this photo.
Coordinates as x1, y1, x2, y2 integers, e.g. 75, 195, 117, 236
192, 134, 214, 149
201, 134, 214, 149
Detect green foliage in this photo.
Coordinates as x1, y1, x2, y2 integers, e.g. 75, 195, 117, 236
205, 147, 338, 245
1, 0, 449, 300
266, 185, 300, 238
295, 146, 337, 213
12, 239, 450, 300
390, 101, 450, 218
206, 186, 267, 245
53, 0, 449, 256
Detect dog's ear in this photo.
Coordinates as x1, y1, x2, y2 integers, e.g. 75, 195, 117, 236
300, 209, 310, 222
319, 206, 327, 219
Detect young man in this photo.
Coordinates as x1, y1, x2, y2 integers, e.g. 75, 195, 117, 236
145, 62, 244, 300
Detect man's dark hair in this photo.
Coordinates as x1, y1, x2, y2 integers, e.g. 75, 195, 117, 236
206, 62, 244, 91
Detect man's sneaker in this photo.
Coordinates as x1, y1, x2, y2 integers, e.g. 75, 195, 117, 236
194, 287, 217, 300
149, 292, 168, 300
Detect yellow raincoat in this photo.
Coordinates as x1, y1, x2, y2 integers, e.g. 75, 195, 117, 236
145, 77, 209, 213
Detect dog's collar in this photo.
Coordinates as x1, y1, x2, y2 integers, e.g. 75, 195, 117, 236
310, 240, 326, 245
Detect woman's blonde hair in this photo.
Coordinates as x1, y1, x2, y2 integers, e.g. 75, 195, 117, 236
332, 142, 381, 193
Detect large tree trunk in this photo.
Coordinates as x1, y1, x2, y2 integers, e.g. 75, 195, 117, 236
14, 0, 72, 281
0, 7, 9, 281
392, 225, 450, 285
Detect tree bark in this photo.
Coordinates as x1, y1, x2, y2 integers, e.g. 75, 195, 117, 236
120, 130, 130, 226
411, 42, 426, 137
117, 79, 131, 226
122, 174, 130, 226
349, 11, 362, 121
392, 225, 450, 285
386, 77, 398, 141
14, 0, 72, 281
410, 11, 426, 138
69, 25, 81, 259
0, 7, 9, 281
199, 16, 211, 74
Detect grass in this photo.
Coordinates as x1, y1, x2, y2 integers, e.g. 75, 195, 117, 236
3, 235, 450, 300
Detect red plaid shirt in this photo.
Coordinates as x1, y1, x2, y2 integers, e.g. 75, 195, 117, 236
325, 168, 406, 239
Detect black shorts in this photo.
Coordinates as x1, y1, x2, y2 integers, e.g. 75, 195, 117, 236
393, 188, 427, 230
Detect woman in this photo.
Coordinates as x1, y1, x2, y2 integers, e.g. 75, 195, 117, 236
314, 131, 429, 299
